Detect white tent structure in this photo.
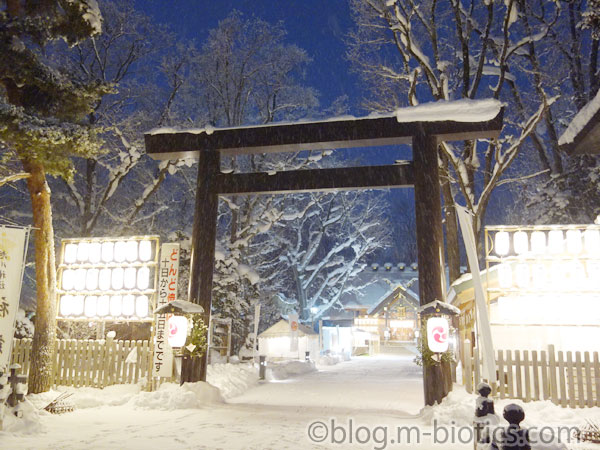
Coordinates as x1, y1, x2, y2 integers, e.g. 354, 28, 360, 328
258, 319, 319, 360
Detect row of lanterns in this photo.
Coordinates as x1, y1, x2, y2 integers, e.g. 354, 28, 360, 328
493, 228, 600, 257
59, 294, 150, 318
61, 267, 151, 292
63, 239, 153, 265
496, 259, 600, 290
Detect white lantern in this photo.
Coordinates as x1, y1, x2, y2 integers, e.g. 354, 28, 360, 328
64, 243, 78, 264
97, 295, 110, 317
62, 269, 75, 291
139, 240, 152, 262
124, 267, 137, 290
498, 263, 513, 289
135, 295, 149, 318
550, 262, 565, 289
567, 260, 586, 284
566, 229, 583, 254
101, 242, 114, 263
548, 230, 564, 254
531, 263, 547, 289
587, 261, 600, 288
76, 242, 89, 262
110, 295, 122, 317
84, 296, 97, 318
426, 317, 449, 353
99, 268, 112, 291
515, 263, 530, 288
495, 231, 510, 256
111, 268, 124, 290
167, 316, 189, 348
60, 295, 73, 316
137, 267, 150, 290
584, 228, 600, 254
88, 242, 101, 263
74, 268, 87, 291
86, 268, 99, 291
126, 240, 138, 262
531, 231, 546, 254
114, 241, 127, 262
513, 231, 529, 255
72, 295, 85, 316
122, 294, 135, 316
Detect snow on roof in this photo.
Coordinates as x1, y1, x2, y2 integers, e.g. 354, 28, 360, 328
146, 99, 503, 137
558, 89, 600, 146
153, 300, 205, 315
418, 299, 461, 316
258, 319, 317, 338
395, 98, 502, 123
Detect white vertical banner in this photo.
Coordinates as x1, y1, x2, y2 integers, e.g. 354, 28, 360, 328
0, 226, 29, 370
153, 243, 180, 378
252, 303, 261, 361
456, 205, 496, 382
289, 312, 299, 353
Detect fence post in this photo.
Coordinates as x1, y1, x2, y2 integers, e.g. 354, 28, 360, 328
464, 339, 473, 393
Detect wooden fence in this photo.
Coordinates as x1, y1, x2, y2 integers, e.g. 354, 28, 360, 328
10, 338, 168, 388
463, 341, 600, 408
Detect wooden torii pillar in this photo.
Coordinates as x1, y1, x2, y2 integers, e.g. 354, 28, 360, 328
145, 103, 503, 405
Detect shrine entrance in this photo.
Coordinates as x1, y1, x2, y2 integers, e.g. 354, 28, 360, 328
144, 101, 503, 405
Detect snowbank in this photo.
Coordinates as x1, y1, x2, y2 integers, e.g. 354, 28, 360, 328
266, 360, 316, 381
129, 382, 223, 410
207, 363, 259, 399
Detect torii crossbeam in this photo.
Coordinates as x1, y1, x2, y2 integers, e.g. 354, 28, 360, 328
145, 99, 503, 405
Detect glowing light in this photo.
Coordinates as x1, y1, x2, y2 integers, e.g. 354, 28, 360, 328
64, 244, 78, 263
88, 242, 101, 263
122, 294, 135, 316
114, 241, 127, 262
566, 230, 583, 254
531, 263, 547, 289
101, 242, 114, 263
84, 296, 97, 318
76, 242, 89, 262
137, 267, 150, 290
548, 230, 564, 254
515, 263, 530, 288
139, 240, 152, 261
426, 317, 449, 353
97, 295, 110, 317
126, 240, 138, 262
495, 231, 510, 256
60, 295, 72, 316
567, 260, 586, 284
550, 262, 565, 289
531, 231, 546, 254
124, 267, 137, 290
135, 295, 149, 318
98, 268, 111, 291
498, 264, 513, 289
111, 268, 124, 290
62, 269, 75, 291
110, 296, 122, 317
85, 268, 99, 291
74, 268, 87, 291
513, 231, 529, 255
587, 262, 600, 288
584, 229, 600, 254
72, 295, 84, 316
167, 316, 188, 347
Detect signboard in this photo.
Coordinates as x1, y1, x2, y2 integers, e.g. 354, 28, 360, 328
426, 317, 449, 353
153, 243, 179, 377
289, 312, 299, 352
0, 226, 29, 370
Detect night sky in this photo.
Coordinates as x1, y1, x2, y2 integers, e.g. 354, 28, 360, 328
135, 0, 361, 111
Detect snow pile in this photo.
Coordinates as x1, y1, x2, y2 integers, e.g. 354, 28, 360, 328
0, 400, 45, 434
14, 309, 34, 338
129, 382, 223, 410
395, 98, 503, 123
266, 360, 316, 381
558, 88, 600, 146
206, 363, 259, 399
27, 385, 139, 410
316, 354, 343, 366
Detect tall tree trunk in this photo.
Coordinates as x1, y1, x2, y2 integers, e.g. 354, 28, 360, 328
439, 153, 461, 284
22, 160, 57, 393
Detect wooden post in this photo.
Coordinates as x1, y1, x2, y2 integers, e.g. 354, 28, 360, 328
188, 149, 220, 382
412, 132, 449, 406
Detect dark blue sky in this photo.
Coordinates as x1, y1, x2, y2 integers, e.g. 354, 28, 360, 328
136, 0, 361, 111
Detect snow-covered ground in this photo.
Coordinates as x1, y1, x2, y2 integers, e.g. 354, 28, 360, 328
1, 350, 599, 449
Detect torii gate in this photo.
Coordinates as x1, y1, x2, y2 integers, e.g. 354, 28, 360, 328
145, 100, 503, 405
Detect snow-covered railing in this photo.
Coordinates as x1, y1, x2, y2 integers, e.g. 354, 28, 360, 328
11, 337, 173, 389
463, 341, 600, 409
